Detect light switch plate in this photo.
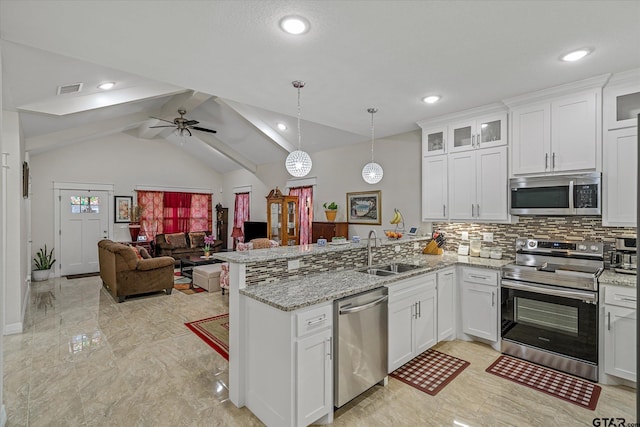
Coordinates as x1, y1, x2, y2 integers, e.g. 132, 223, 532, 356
461, 231, 469, 240
482, 232, 494, 242
413, 242, 420, 250
394, 245, 401, 253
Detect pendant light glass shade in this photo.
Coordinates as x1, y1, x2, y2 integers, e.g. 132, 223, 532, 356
286, 80, 312, 177
362, 107, 383, 184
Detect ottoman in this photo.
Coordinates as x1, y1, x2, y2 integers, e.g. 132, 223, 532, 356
192, 263, 222, 292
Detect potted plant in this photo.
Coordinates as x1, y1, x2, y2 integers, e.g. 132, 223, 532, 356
323, 202, 338, 222
203, 234, 216, 257
33, 244, 56, 282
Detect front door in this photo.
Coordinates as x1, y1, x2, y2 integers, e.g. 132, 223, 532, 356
59, 190, 109, 275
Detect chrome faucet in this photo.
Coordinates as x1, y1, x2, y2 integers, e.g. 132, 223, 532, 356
367, 229, 378, 267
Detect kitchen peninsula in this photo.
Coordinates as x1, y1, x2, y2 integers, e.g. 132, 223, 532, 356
214, 237, 510, 427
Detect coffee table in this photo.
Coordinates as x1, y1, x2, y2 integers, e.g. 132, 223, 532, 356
180, 255, 219, 280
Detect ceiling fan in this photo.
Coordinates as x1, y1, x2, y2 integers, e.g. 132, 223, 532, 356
149, 109, 217, 137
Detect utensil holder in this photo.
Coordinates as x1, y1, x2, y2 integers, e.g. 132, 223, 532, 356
423, 240, 443, 255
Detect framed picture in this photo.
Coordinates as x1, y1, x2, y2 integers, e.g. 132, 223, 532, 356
114, 196, 133, 223
346, 190, 381, 225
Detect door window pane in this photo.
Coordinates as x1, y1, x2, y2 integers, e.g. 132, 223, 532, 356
69, 196, 100, 214
428, 132, 444, 151
453, 126, 472, 148
480, 120, 501, 143
616, 92, 640, 121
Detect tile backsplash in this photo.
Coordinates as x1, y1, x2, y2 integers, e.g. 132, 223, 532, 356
433, 216, 636, 262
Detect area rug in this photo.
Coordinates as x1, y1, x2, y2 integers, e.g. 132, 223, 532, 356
177, 285, 206, 295
486, 355, 601, 410
389, 349, 470, 396
185, 314, 229, 361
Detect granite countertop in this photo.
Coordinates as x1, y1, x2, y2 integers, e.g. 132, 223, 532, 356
240, 253, 512, 311
599, 270, 638, 288
213, 236, 431, 264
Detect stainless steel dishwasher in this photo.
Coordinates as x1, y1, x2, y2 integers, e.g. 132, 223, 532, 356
334, 287, 388, 408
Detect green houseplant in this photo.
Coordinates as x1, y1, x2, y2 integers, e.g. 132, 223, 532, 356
323, 202, 338, 222
33, 244, 56, 281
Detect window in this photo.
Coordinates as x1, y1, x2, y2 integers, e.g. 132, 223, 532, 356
70, 196, 99, 214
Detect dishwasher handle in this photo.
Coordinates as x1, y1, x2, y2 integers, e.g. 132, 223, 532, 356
339, 295, 388, 315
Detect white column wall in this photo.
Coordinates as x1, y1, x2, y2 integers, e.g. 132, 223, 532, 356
0, 46, 6, 427
2, 110, 28, 336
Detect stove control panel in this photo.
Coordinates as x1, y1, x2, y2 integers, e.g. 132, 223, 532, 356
516, 238, 603, 256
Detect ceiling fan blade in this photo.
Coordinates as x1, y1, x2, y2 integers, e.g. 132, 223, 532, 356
190, 126, 217, 134
149, 116, 175, 124
185, 120, 199, 126
149, 125, 177, 129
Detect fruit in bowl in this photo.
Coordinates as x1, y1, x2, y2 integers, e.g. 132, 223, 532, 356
384, 230, 403, 239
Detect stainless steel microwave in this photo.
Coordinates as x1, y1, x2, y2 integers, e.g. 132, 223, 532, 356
510, 173, 601, 216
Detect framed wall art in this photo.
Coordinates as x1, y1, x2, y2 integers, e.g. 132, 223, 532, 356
114, 196, 133, 223
346, 190, 381, 225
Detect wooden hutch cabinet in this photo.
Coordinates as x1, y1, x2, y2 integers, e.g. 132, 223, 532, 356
266, 188, 299, 246
311, 222, 348, 243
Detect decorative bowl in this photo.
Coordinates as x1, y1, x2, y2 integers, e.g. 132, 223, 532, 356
384, 229, 404, 240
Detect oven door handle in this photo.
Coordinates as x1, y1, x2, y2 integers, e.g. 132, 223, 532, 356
501, 279, 597, 303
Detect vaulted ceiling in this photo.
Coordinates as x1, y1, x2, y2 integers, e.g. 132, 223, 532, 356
2, 1, 639, 173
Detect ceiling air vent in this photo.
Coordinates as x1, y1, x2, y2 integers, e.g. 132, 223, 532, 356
57, 82, 83, 95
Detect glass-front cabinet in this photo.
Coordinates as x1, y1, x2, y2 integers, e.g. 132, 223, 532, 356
448, 113, 507, 153
422, 126, 447, 157
266, 187, 299, 246
604, 83, 640, 130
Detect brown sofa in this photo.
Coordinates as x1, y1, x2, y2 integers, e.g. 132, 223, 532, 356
98, 239, 175, 302
155, 231, 222, 263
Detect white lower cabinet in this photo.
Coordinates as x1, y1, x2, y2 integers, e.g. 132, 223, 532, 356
387, 274, 437, 372
437, 268, 456, 341
245, 298, 333, 427
603, 285, 637, 382
460, 267, 499, 342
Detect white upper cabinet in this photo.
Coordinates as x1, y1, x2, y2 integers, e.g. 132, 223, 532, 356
604, 80, 640, 130
422, 126, 447, 157
448, 113, 507, 153
421, 155, 448, 221
510, 90, 598, 175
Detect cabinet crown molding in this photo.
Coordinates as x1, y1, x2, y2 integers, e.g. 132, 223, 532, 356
503, 73, 610, 108
416, 102, 507, 129
605, 68, 640, 88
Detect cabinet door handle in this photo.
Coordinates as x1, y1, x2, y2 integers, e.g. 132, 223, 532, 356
418, 301, 422, 318
477, 133, 481, 147
545, 153, 548, 170
471, 204, 475, 217
471, 134, 475, 147
443, 272, 454, 277
492, 291, 496, 307
470, 274, 488, 280
552, 152, 556, 169
619, 297, 636, 302
443, 204, 446, 217
476, 204, 480, 217
307, 315, 326, 326
607, 312, 611, 331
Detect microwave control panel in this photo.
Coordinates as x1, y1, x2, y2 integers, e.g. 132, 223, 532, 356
574, 184, 598, 208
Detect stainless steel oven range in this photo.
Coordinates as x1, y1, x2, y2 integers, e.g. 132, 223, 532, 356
501, 238, 604, 381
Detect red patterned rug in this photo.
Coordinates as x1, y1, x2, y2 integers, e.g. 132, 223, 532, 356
486, 356, 601, 410
390, 349, 470, 396
185, 314, 229, 361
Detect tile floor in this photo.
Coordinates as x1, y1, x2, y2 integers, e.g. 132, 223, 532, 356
3, 276, 636, 426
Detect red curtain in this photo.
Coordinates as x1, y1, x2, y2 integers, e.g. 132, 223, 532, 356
233, 192, 250, 240
289, 186, 313, 245
137, 191, 164, 240
163, 192, 192, 234
189, 193, 212, 233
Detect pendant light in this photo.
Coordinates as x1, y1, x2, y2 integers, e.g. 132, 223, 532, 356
362, 107, 383, 184
285, 80, 313, 177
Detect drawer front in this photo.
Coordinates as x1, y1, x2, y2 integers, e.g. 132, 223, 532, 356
387, 274, 436, 300
296, 303, 332, 338
462, 267, 498, 286
604, 285, 637, 309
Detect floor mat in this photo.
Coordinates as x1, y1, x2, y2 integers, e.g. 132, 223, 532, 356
185, 314, 229, 360
177, 285, 206, 295
486, 355, 601, 410
389, 349, 470, 396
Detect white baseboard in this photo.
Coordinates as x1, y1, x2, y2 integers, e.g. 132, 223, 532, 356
4, 322, 23, 335
1, 404, 7, 427
4, 286, 30, 335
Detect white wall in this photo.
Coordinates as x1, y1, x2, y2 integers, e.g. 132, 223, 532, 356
0, 50, 6, 427
2, 110, 28, 336
29, 132, 224, 255
223, 129, 431, 241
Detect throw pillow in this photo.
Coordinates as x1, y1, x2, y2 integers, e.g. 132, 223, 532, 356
138, 246, 151, 259
130, 245, 143, 260
165, 233, 187, 249
188, 231, 206, 248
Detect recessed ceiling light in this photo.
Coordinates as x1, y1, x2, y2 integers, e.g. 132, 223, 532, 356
561, 48, 592, 62
97, 82, 115, 90
422, 95, 441, 104
277, 122, 287, 131
279, 16, 310, 35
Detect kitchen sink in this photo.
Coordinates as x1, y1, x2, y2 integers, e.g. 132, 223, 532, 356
356, 263, 422, 276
